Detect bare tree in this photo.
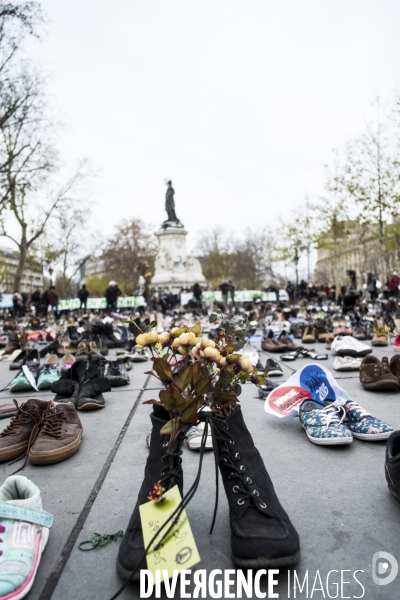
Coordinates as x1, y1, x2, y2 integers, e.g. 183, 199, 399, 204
338, 100, 400, 281
102, 218, 157, 295
195, 227, 233, 288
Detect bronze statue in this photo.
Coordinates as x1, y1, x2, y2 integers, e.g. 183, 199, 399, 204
165, 180, 178, 222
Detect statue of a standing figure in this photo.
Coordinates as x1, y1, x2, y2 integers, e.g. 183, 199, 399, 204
163, 180, 183, 228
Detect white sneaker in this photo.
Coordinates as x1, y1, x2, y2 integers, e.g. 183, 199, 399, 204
241, 342, 260, 367
186, 422, 213, 451
330, 336, 372, 357
333, 356, 362, 371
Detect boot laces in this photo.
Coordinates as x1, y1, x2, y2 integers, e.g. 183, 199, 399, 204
199, 411, 268, 532
40, 407, 66, 438
1, 400, 41, 437
108, 362, 122, 376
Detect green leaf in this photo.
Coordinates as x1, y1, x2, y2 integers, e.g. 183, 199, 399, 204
195, 375, 213, 396
209, 314, 218, 324
234, 383, 242, 396
191, 361, 201, 385
181, 403, 198, 424
147, 321, 157, 331
160, 417, 181, 435
160, 420, 172, 434
152, 358, 172, 384
223, 343, 236, 355
215, 392, 239, 404
143, 399, 163, 406
171, 327, 186, 339
190, 324, 201, 335
159, 389, 175, 411
174, 365, 192, 392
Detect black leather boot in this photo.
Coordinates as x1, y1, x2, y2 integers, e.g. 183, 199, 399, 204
207, 406, 300, 568
117, 408, 184, 581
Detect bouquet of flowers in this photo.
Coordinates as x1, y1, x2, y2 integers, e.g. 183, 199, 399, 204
135, 312, 266, 456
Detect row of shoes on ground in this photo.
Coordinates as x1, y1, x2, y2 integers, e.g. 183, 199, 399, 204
117, 404, 300, 581
299, 397, 393, 445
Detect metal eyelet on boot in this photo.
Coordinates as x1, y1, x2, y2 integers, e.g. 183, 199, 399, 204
253, 489, 259, 497
228, 473, 235, 480
235, 452, 241, 459
237, 498, 245, 505
232, 486, 239, 493
246, 477, 252, 484
259, 501, 267, 509
239, 465, 246, 472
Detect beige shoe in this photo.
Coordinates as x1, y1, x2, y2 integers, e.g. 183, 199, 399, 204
371, 318, 389, 346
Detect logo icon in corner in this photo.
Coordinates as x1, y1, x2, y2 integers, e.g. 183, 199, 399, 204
372, 551, 398, 585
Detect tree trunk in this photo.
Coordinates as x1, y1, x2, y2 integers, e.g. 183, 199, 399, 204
13, 227, 27, 292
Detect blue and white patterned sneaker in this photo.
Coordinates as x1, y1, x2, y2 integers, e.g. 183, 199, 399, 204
325, 398, 394, 441
299, 399, 353, 445
0, 475, 53, 599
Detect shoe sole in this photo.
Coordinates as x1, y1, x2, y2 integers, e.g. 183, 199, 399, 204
77, 401, 105, 410
8, 526, 49, 600
116, 559, 141, 583
29, 432, 83, 464
371, 341, 388, 346
305, 432, 353, 445
362, 380, 400, 391
232, 548, 301, 569
335, 349, 372, 357
0, 441, 29, 461
394, 347, 400, 353
266, 371, 284, 376
385, 467, 400, 502
352, 431, 393, 441
108, 380, 130, 387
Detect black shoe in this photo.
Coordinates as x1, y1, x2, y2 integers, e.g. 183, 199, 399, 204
9, 349, 31, 371
52, 361, 87, 405
265, 358, 284, 377
76, 361, 111, 410
106, 360, 130, 386
386, 430, 400, 501
206, 406, 300, 567
116, 408, 184, 581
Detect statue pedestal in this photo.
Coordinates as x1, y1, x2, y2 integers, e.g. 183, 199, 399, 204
152, 226, 206, 291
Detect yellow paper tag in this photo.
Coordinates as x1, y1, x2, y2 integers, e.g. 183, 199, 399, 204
139, 484, 201, 581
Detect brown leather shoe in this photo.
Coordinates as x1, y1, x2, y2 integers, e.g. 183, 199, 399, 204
390, 355, 400, 383
278, 330, 302, 350
0, 399, 49, 462
88, 341, 102, 361
75, 341, 89, 361
29, 401, 83, 465
360, 356, 399, 391
302, 325, 316, 344
261, 330, 289, 353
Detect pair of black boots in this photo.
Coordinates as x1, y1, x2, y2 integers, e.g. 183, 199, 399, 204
51, 360, 111, 410
117, 405, 300, 581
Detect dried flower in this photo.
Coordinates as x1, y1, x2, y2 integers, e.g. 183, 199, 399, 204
136, 332, 158, 348
148, 481, 165, 502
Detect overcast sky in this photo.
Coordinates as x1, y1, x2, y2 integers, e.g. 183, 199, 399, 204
27, 0, 400, 260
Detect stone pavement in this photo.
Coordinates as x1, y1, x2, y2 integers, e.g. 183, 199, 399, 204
0, 341, 399, 599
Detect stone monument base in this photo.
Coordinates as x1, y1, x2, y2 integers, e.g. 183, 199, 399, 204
152, 226, 206, 290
